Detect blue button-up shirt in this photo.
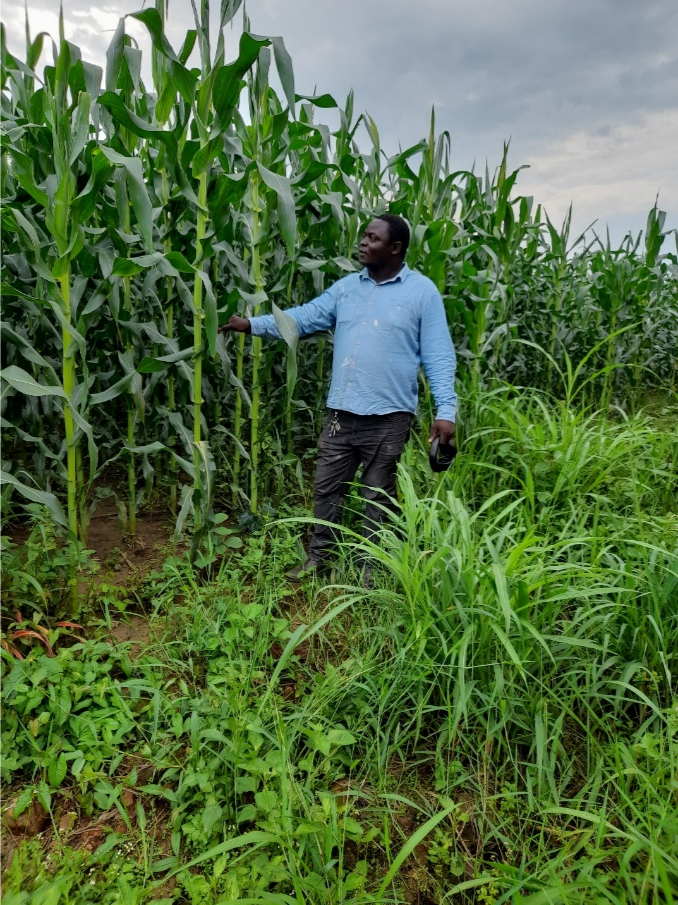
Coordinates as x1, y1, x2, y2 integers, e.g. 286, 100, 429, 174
249, 264, 457, 421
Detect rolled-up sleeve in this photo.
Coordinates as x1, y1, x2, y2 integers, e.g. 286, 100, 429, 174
249, 283, 339, 340
420, 287, 457, 421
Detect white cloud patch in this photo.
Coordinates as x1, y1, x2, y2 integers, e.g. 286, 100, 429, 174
519, 110, 678, 238
3, 2, 148, 66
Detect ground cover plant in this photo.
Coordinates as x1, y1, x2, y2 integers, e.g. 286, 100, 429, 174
1, 3, 677, 903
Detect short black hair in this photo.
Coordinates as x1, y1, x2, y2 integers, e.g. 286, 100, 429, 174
376, 213, 410, 258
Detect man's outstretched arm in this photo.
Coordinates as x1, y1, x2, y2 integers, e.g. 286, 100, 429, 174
219, 283, 340, 339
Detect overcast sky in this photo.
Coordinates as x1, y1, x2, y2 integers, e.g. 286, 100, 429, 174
3, 0, 677, 247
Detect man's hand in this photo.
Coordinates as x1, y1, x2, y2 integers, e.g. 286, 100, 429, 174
429, 419, 456, 446
218, 315, 251, 335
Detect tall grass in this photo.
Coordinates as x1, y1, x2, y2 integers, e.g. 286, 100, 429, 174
286, 381, 678, 901
1, 382, 676, 901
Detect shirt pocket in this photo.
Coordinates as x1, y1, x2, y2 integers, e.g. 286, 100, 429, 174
336, 294, 362, 326
383, 302, 417, 333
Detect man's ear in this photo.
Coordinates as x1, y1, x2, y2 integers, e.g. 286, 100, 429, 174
391, 240, 402, 257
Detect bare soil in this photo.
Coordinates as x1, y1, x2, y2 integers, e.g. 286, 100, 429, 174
85, 496, 175, 584
4, 492, 176, 591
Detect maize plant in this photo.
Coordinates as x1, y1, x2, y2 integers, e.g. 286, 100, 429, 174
1, 6, 677, 591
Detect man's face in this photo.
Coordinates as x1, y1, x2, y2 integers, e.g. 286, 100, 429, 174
358, 219, 399, 268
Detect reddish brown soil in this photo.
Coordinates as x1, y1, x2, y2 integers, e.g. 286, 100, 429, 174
4, 493, 176, 588
85, 497, 175, 584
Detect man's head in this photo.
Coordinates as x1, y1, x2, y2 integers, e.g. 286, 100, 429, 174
359, 213, 410, 269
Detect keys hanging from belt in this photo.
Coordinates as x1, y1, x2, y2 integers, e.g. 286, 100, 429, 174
328, 411, 341, 438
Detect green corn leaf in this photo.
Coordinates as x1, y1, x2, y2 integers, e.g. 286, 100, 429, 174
295, 92, 338, 108
0, 366, 67, 399
257, 163, 296, 256
173, 484, 194, 538
1, 418, 64, 466
178, 28, 197, 64
155, 77, 176, 125
295, 256, 326, 271
239, 289, 268, 308
141, 323, 180, 350
118, 350, 144, 420
164, 251, 194, 273
137, 348, 195, 373
52, 229, 85, 280
0, 471, 68, 528
228, 373, 252, 415
68, 91, 91, 166
217, 296, 240, 326
334, 255, 358, 272
111, 258, 147, 277
111, 253, 166, 277
97, 91, 178, 154
45, 299, 86, 357
71, 58, 102, 100
1, 368, 98, 483
271, 302, 299, 352
219, 0, 244, 29
193, 439, 216, 506
269, 36, 295, 112
4, 147, 48, 207
13, 208, 45, 257
203, 276, 218, 358
174, 452, 198, 488
72, 149, 114, 223
99, 146, 154, 250
27, 32, 48, 69
209, 170, 251, 231
62, 402, 98, 483
0, 322, 57, 374
191, 136, 224, 177
292, 160, 336, 188
129, 8, 197, 103
168, 411, 193, 455
123, 45, 143, 94
123, 441, 165, 454
212, 33, 269, 124
105, 17, 125, 91
89, 373, 133, 404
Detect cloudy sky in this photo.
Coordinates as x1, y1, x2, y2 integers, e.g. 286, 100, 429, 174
4, 0, 677, 246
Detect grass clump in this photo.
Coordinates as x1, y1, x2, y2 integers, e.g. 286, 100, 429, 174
2, 385, 676, 903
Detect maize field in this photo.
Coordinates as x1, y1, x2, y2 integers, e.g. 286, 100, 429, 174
1, 3, 677, 904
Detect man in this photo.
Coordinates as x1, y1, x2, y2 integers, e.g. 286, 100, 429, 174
220, 213, 457, 582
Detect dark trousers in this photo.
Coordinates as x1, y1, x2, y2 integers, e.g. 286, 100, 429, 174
309, 410, 413, 562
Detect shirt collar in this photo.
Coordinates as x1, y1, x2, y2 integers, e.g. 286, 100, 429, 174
359, 263, 410, 285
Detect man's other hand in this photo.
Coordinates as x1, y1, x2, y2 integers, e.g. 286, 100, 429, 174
429, 419, 456, 445
218, 315, 251, 334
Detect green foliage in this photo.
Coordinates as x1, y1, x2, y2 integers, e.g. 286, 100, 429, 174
1, 7, 676, 556
1, 639, 161, 796
1, 6, 677, 904
0, 524, 442, 901
1, 507, 96, 618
